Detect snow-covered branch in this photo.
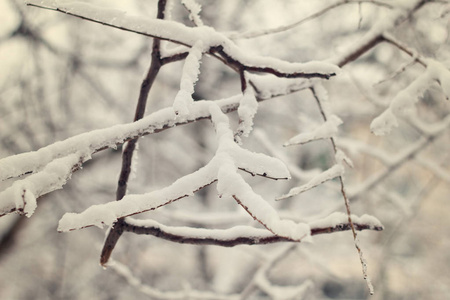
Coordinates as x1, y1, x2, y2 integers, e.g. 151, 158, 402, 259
283, 115, 343, 146
0, 153, 83, 217
371, 58, 450, 135
57, 101, 296, 238
181, 0, 204, 27
26, 0, 339, 80
122, 212, 382, 247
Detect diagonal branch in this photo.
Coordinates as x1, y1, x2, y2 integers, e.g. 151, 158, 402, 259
329, 0, 429, 67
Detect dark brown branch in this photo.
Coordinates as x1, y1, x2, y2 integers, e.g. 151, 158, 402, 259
122, 220, 383, 247
336, 35, 384, 68
0, 216, 28, 260
161, 51, 189, 65
239, 67, 247, 92
100, 0, 167, 267
211, 46, 336, 79
26, 2, 189, 48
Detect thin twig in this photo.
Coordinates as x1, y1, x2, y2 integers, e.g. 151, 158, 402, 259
310, 86, 374, 294
381, 33, 427, 67
230, 0, 393, 40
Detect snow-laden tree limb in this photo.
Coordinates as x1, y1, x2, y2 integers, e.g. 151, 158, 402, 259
283, 115, 343, 146
173, 40, 204, 116
0, 153, 83, 217
371, 58, 450, 135
56, 146, 287, 232
181, 0, 204, 27
111, 213, 382, 299
122, 212, 383, 246
276, 163, 344, 200
26, 0, 340, 79
0, 77, 319, 217
58, 101, 301, 242
235, 85, 258, 143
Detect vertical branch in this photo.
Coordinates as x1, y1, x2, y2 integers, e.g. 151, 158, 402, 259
310, 86, 374, 295
239, 67, 247, 92
100, 0, 167, 266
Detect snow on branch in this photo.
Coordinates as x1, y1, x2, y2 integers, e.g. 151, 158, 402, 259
0, 95, 240, 182
279, 83, 349, 200
181, 0, 204, 27
371, 58, 450, 136
276, 163, 344, 200
26, 0, 339, 79
122, 212, 382, 247
0, 79, 315, 217
282, 82, 376, 294
0, 153, 83, 217
173, 40, 204, 116
58, 101, 302, 241
107, 214, 382, 300
284, 115, 343, 146
58, 154, 218, 231
235, 86, 258, 143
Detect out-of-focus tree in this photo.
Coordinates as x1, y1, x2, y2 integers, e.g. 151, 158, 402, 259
0, 0, 449, 299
